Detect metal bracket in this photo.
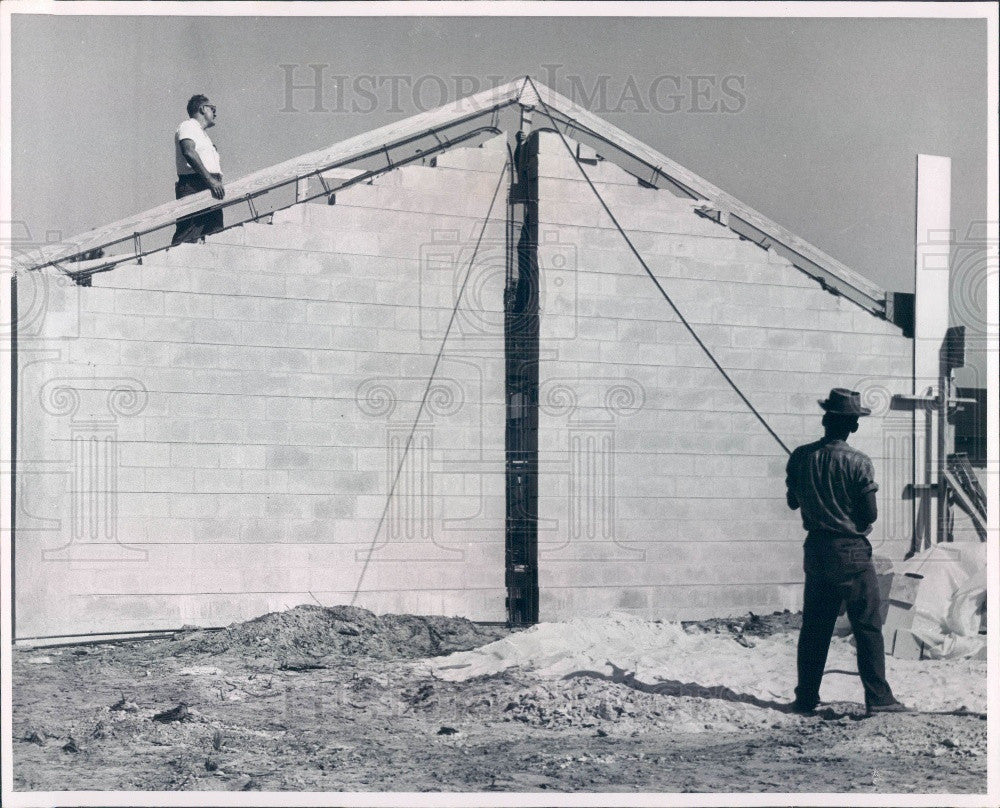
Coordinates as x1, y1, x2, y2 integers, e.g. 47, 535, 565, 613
316, 171, 331, 195
245, 195, 259, 222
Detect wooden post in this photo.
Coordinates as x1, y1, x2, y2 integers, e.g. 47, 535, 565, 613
912, 154, 951, 551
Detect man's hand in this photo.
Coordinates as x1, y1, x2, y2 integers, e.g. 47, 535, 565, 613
180, 138, 224, 199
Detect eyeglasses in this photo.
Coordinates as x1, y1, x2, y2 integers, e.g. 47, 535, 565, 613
202, 104, 217, 114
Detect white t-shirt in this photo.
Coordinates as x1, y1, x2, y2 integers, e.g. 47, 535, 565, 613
174, 118, 221, 176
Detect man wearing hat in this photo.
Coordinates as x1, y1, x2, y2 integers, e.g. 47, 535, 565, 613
785, 388, 907, 715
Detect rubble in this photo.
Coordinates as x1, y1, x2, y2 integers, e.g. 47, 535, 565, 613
12, 605, 987, 792
152, 704, 193, 724
171, 604, 514, 661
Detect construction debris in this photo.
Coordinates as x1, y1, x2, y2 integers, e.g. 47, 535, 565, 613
886, 543, 987, 660
12, 605, 987, 792
151, 704, 192, 724
172, 605, 512, 661
109, 697, 139, 713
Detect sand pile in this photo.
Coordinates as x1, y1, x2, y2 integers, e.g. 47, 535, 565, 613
423, 613, 986, 714
171, 605, 511, 661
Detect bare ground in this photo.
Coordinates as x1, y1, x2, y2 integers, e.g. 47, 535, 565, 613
11, 606, 987, 794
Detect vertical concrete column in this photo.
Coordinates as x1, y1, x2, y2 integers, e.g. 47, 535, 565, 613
913, 154, 951, 551
504, 117, 540, 625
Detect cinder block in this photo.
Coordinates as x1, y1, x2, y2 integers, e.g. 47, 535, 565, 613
143, 517, 195, 543
79, 311, 124, 341
236, 321, 285, 348
166, 493, 220, 518
193, 468, 245, 493
182, 317, 243, 345
285, 322, 334, 348
119, 442, 171, 468
885, 628, 929, 660
191, 419, 245, 443
69, 337, 121, 366
116, 492, 163, 518
191, 267, 246, 296
145, 467, 194, 493
244, 469, 287, 493
115, 289, 164, 315
169, 443, 221, 468
211, 294, 257, 321
284, 275, 333, 300
303, 299, 349, 325
163, 292, 215, 319
879, 574, 923, 656
143, 417, 194, 443
219, 445, 268, 468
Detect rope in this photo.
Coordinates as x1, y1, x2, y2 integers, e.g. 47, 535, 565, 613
351, 159, 510, 605
530, 84, 791, 456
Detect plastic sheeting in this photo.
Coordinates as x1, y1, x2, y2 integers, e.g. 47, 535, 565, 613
896, 543, 987, 660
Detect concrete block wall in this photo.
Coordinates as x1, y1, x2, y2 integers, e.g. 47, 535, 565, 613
15, 126, 916, 636
535, 132, 913, 620
15, 137, 511, 637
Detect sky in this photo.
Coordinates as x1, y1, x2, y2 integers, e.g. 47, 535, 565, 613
8, 12, 990, 381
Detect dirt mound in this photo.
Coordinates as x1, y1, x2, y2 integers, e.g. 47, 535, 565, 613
171, 604, 512, 661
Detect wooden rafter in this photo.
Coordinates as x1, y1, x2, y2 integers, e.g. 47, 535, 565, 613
16, 75, 890, 320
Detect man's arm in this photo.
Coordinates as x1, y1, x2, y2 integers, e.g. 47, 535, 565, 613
179, 139, 225, 200
854, 455, 879, 530
855, 490, 877, 531
785, 451, 799, 511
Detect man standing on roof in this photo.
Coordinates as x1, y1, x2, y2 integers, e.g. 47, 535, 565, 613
171, 94, 225, 246
785, 388, 908, 716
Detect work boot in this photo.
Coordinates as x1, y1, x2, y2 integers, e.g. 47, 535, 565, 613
866, 700, 911, 715
789, 700, 818, 716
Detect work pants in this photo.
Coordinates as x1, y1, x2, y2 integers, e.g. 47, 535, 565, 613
795, 536, 895, 708
171, 173, 224, 245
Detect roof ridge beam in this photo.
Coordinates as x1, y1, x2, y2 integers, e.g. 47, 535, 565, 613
17, 78, 528, 274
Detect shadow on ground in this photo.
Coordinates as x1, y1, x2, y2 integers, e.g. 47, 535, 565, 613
565, 662, 867, 720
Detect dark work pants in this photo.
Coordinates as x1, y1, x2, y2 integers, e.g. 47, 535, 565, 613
171, 173, 223, 246
795, 536, 895, 708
